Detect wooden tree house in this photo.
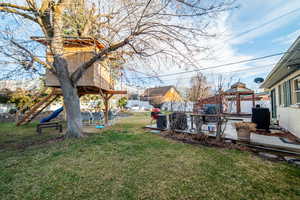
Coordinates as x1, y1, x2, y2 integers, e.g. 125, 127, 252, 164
16, 37, 126, 126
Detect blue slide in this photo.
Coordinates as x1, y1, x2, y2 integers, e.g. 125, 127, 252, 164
40, 107, 64, 123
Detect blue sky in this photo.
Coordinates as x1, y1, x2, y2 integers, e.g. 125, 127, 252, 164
148, 0, 300, 91
227, 0, 300, 90
1, 0, 300, 92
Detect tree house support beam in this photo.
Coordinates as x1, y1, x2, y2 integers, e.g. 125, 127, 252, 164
99, 90, 114, 125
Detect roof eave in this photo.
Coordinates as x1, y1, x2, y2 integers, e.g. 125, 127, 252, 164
261, 36, 300, 89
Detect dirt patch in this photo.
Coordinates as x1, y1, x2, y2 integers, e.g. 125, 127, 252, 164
0, 135, 66, 151
160, 131, 250, 151
158, 131, 300, 165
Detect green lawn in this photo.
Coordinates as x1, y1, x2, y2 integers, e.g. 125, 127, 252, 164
0, 113, 300, 200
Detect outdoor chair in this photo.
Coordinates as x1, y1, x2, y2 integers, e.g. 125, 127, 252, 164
92, 112, 104, 124
81, 112, 93, 125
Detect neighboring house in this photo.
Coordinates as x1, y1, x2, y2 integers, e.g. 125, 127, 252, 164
261, 36, 300, 138
140, 86, 183, 109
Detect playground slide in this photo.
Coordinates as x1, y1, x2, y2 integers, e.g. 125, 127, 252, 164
40, 107, 64, 123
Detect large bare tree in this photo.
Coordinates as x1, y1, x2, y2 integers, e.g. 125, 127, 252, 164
0, 0, 235, 138
189, 72, 211, 102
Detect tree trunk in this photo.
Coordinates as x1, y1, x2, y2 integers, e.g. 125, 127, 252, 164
216, 117, 222, 142
61, 81, 83, 138
104, 98, 109, 125
55, 57, 83, 138
49, 2, 83, 138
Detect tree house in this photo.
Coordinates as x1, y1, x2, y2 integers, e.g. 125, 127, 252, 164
32, 36, 116, 93
16, 37, 126, 126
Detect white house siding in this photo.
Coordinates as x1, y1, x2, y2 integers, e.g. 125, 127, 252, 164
277, 107, 300, 137
271, 70, 300, 138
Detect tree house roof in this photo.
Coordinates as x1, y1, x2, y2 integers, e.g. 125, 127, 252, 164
31, 36, 105, 49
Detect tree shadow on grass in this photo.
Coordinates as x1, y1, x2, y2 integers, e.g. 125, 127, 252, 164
0, 121, 65, 151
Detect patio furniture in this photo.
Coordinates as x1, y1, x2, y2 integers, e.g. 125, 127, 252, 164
190, 114, 228, 135
81, 112, 93, 125
36, 121, 62, 135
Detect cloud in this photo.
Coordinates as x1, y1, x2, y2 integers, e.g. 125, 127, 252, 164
126, 1, 300, 90
272, 29, 300, 46
228, 0, 300, 45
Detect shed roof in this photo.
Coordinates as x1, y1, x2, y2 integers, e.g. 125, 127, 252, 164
31, 36, 105, 49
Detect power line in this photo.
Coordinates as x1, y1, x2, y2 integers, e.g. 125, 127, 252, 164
224, 7, 300, 43
127, 51, 288, 79
158, 63, 276, 83
125, 7, 300, 80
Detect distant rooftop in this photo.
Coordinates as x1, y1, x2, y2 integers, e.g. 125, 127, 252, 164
142, 85, 175, 97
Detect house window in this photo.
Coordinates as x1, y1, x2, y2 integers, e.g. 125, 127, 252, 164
278, 84, 282, 105
282, 80, 292, 107
295, 78, 300, 104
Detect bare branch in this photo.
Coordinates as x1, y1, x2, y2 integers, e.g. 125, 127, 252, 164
71, 37, 130, 83
10, 40, 55, 74
0, 7, 37, 22
0, 3, 32, 11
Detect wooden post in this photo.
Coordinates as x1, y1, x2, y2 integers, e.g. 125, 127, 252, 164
104, 98, 109, 125
236, 93, 241, 114
252, 93, 255, 108
99, 90, 113, 125
191, 115, 194, 129
219, 94, 223, 114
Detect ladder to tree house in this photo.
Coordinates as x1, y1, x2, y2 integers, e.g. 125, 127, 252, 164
16, 89, 59, 126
